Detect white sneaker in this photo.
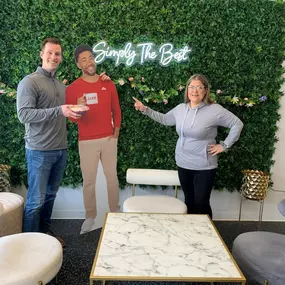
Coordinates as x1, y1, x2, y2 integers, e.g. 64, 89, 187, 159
80, 218, 95, 234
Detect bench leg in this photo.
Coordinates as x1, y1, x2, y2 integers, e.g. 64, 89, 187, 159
132, 184, 135, 196
175, 185, 178, 198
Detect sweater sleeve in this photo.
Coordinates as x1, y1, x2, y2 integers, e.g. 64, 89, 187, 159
143, 106, 176, 126
110, 82, 121, 128
17, 77, 62, 124
217, 106, 244, 147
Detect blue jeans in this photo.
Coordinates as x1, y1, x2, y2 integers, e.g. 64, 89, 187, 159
23, 149, 67, 232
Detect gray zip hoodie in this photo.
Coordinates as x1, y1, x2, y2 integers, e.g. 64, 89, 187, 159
143, 102, 243, 170
17, 67, 67, 151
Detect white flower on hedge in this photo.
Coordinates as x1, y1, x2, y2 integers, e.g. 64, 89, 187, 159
118, 79, 125, 86
231, 96, 239, 103
178, 85, 184, 91
246, 102, 254, 107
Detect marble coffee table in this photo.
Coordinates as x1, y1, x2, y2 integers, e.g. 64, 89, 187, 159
90, 213, 246, 285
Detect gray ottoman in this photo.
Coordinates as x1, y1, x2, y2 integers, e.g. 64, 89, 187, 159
232, 231, 285, 285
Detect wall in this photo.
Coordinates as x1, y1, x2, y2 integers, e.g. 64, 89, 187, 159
271, 66, 285, 192
49, 77, 285, 225
15, 159, 285, 231
14, 79, 285, 226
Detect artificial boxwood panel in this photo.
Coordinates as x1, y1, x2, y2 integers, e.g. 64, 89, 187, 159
0, 0, 284, 190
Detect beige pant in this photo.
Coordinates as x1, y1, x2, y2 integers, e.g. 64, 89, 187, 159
79, 137, 119, 219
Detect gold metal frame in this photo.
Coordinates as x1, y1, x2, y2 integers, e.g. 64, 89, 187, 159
132, 184, 135, 196
239, 196, 265, 227
90, 213, 246, 285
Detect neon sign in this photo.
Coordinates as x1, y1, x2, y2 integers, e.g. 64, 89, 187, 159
92, 41, 191, 66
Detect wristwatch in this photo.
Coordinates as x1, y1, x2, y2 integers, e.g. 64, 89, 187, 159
220, 141, 230, 152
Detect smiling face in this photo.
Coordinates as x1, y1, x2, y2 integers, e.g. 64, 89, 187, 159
40, 42, 62, 74
77, 50, 97, 76
187, 79, 207, 108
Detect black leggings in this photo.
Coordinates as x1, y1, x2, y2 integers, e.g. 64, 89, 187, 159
178, 167, 216, 219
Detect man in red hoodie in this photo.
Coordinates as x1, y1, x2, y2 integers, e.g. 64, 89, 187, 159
66, 44, 121, 234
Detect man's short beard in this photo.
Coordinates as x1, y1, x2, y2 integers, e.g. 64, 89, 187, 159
85, 70, 96, 76
84, 64, 96, 76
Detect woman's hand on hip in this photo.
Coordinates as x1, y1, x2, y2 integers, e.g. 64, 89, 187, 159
208, 144, 224, 156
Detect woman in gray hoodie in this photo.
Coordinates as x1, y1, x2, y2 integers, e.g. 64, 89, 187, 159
133, 74, 243, 219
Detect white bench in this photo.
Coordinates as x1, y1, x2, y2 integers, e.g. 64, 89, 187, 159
126, 168, 181, 197
124, 168, 186, 214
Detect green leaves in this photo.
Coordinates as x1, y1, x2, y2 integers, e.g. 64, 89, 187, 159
0, 0, 285, 190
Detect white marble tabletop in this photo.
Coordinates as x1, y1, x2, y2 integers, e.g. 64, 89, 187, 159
90, 213, 245, 283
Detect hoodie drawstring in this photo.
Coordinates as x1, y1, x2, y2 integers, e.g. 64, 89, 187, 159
180, 107, 198, 146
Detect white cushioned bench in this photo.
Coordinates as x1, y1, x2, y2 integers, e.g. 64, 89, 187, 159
123, 168, 186, 214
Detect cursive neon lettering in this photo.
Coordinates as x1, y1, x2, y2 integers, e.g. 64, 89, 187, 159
92, 41, 191, 66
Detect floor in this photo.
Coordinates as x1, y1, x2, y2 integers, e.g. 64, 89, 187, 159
48, 219, 285, 285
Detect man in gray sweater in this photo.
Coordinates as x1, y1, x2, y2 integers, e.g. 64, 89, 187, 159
17, 38, 80, 245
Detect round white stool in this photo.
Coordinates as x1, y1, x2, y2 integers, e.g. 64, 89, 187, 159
0, 232, 63, 285
0, 192, 24, 237
123, 195, 187, 213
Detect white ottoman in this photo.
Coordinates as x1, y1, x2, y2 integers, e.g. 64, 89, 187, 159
0, 192, 24, 237
123, 195, 187, 213
0, 232, 63, 285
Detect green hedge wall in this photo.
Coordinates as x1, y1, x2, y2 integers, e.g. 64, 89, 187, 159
0, 0, 285, 190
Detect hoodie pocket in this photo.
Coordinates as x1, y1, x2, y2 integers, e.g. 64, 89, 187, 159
182, 141, 209, 168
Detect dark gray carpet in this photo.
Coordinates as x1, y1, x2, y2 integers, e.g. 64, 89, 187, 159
47, 220, 285, 285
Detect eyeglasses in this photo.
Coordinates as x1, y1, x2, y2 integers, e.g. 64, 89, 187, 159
188, 85, 205, 91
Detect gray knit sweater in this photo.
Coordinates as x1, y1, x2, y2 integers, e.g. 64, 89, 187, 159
143, 102, 243, 170
17, 67, 67, 150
